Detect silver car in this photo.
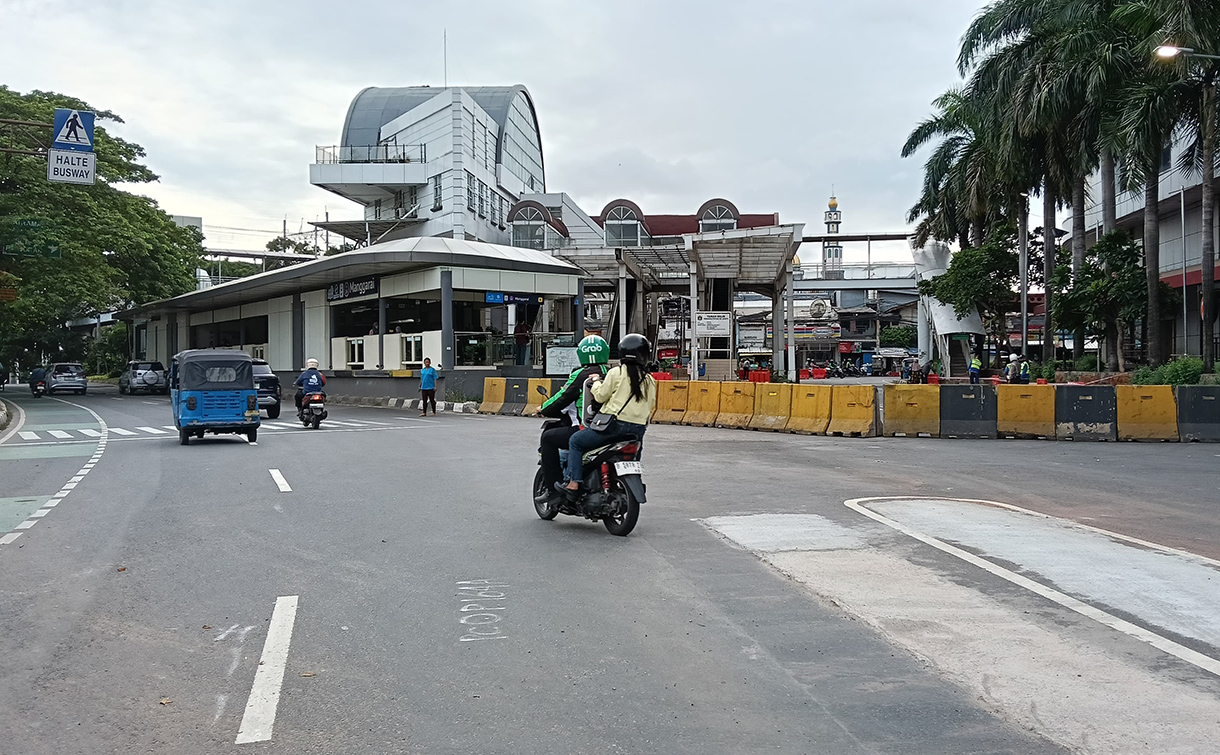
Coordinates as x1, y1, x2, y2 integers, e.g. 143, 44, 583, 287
48, 363, 88, 395
120, 360, 167, 395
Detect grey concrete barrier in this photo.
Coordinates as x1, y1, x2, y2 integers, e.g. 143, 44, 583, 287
499, 377, 529, 416
939, 384, 998, 439
1054, 385, 1118, 441
1176, 385, 1220, 442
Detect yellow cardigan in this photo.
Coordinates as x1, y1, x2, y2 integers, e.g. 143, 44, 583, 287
591, 366, 656, 425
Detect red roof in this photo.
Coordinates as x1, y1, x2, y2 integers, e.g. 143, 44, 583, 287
592, 212, 780, 236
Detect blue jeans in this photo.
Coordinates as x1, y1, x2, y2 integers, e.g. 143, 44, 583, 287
565, 418, 646, 484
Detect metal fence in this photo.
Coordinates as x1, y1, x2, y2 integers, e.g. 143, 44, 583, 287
315, 144, 426, 164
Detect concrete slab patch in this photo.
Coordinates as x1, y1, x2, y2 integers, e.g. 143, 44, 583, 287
702, 513, 868, 552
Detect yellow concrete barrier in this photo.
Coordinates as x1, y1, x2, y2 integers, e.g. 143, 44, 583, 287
525, 378, 552, 415
653, 381, 689, 424
882, 384, 940, 437
996, 384, 1055, 438
787, 385, 832, 434
478, 377, 506, 414
827, 385, 876, 437
749, 384, 792, 431
1116, 385, 1178, 441
716, 382, 756, 429
681, 381, 722, 426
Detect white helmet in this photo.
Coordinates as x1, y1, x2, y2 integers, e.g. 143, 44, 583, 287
306, 358, 319, 368
1008, 354, 1019, 362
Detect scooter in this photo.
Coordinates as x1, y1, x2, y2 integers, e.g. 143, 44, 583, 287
298, 391, 327, 429
531, 385, 646, 536
31, 380, 46, 398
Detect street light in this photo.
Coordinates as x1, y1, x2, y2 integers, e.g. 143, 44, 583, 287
1155, 44, 1220, 61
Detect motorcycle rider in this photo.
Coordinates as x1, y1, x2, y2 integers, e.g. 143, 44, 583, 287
535, 335, 610, 503
29, 364, 48, 394
293, 358, 326, 412
559, 334, 657, 502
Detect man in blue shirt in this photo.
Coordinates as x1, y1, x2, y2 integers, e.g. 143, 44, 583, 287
419, 357, 438, 416
293, 358, 326, 411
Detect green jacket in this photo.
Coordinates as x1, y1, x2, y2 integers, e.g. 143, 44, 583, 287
541, 363, 608, 422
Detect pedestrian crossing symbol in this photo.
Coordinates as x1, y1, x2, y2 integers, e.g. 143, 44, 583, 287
52, 108, 95, 152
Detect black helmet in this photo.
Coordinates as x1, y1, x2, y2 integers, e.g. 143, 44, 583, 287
618, 333, 652, 365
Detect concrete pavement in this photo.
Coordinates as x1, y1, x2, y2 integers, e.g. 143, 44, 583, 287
1, 385, 1216, 752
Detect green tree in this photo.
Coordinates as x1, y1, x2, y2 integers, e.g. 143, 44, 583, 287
879, 325, 918, 348
1052, 230, 1146, 369
0, 86, 203, 368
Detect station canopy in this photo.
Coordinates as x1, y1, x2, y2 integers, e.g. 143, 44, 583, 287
556, 224, 803, 293
122, 236, 581, 317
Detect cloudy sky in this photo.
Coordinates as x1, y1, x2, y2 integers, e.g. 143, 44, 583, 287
3, 0, 986, 261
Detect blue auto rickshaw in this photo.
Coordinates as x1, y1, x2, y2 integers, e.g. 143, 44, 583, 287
170, 349, 261, 445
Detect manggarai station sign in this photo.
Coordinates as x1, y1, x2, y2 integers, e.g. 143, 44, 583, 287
326, 275, 380, 302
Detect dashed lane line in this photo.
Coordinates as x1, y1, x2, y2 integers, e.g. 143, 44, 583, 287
235, 595, 299, 744
18, 431, 38, 441
268, 469, 292, 493
0, 397, 108, 550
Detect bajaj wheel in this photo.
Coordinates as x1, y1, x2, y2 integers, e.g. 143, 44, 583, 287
532, 467, 558, 521
311, 415, 321, 429
267, 402, 281, 419
179, 428, 190, 446
247, 428, 257, 443
602, 478, 640, 536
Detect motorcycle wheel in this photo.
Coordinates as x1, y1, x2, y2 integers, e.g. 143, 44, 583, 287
602, 478, 640, 536
311, 415, 321, 429
532, 467, 558, 521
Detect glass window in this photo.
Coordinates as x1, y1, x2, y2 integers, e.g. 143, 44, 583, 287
699, 204, 737, 233
205, 366, 238, 383
432, 175, 443, 210
478, 181, 487, 217
252, 363, 274, 375
502, 94, 545, 192
605, 205, 640, 246
466, 172, 476, 211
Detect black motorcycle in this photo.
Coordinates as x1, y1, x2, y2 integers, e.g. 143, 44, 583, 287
31, 380, 46, 398
531, 386, 646, 536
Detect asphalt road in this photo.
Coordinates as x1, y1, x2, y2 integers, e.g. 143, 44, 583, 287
1, 385, 1218, 753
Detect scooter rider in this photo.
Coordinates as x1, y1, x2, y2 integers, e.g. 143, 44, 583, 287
293, 358, 326, 411
535, 335, 610, 502
29, 364, 48, 393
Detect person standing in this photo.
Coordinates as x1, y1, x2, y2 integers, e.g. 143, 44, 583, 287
1019, 355, 1032, 384
969, 354, 982, 384
419, 357, 438, 416
514, 317, 532, 365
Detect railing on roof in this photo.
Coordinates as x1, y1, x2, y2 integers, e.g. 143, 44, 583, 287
315, 144, 426, 164
797, 262, 917, 280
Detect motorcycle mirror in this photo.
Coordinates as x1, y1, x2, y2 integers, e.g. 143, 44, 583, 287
536, 386, 548, 396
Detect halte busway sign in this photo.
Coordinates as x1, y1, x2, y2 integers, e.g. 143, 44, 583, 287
47, 108, 96, 185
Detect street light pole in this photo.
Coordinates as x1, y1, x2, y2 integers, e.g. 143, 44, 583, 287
1019, 194, 1029, 358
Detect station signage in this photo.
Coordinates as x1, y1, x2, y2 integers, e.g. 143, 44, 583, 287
485, 292, 544, 305
326, 275, 379, 302
47, 150, 96, 185
48, 108, 96, 185
693, 312, 732, 337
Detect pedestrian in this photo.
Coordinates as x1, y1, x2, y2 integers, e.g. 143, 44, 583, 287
1019, 355, 1032, 385
514, 318, 532, 365
969, 354, 982, 384
419, 357, 438, 416
1006, 354, 1020, 383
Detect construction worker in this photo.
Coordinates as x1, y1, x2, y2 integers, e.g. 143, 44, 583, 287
969, 354, 982, 384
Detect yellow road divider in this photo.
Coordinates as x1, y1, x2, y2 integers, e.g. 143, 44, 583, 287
682, 382, 721, 426
882, 385, 940, 437
997, 384, 1055, 438
478, 377, 506, 414
827, 385, 876, 437
716, 382, 756, 429
525, 378, 552, 416
1116, 385, 1178, 441
653, 381, 690, 424
749, 384, 792, 431
787, 385, 832, 434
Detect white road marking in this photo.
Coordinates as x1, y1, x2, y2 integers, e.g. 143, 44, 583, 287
845, 497, 1220, 679
18, 431, 39, 441
78, 428, 103, 437
109, 428, 136, 436
136, 426, 167, 434
235, 595, 299, 744
29, 509, 49, 518
47, 430, 73, 439
268, 469, 292, 493
14, 520, 36, 530
0, 399, 28, 445
142, 401, 158, 405
0, 532, 22, 545
162, 425, 178, 430
323, 420, 361, 427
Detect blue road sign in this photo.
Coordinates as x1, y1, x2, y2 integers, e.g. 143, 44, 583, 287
484, 292, 504, 304
52, 109, 95, 153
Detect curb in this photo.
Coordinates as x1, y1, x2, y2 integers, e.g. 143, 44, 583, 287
0, 398, 9, 434
324, 395, 479, 413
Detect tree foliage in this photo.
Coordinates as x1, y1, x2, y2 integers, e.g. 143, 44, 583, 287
0, 86, 203, 368
879, 325, 918, 348
917, 228, 1019, 351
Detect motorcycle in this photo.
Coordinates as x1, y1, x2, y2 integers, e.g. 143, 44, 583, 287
298, 391, 327, 429
530, 385, 646, 536
31, 380, 46, 398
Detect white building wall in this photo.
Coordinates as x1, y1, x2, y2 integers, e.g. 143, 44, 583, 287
266, 295, 294, 371
303, 290, 330, 369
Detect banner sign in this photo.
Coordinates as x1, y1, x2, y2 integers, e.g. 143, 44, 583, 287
326, 275, 379, 302
694, 312, 732, 337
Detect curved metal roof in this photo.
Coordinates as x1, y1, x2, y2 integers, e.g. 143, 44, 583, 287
123, 236, 580, 316
341, 86, 543, 173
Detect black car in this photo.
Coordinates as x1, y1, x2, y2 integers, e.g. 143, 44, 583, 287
252, 359, 282, 418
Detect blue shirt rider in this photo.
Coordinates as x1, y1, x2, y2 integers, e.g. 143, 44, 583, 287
293, 358, 325, 409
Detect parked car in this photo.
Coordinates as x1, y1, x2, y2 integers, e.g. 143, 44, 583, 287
252, 359, 282, 418
48, 362, 88, 395
119, 360, 167, 394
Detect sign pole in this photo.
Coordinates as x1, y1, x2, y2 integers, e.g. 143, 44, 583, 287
689, 260, 699, 381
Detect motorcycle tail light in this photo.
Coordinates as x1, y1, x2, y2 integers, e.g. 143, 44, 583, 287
247, 395, 256, 409
187, 396, 197, 410
620, 443, 639, 456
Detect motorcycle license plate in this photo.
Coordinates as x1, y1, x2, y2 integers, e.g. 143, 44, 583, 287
614, 461, 643, 476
